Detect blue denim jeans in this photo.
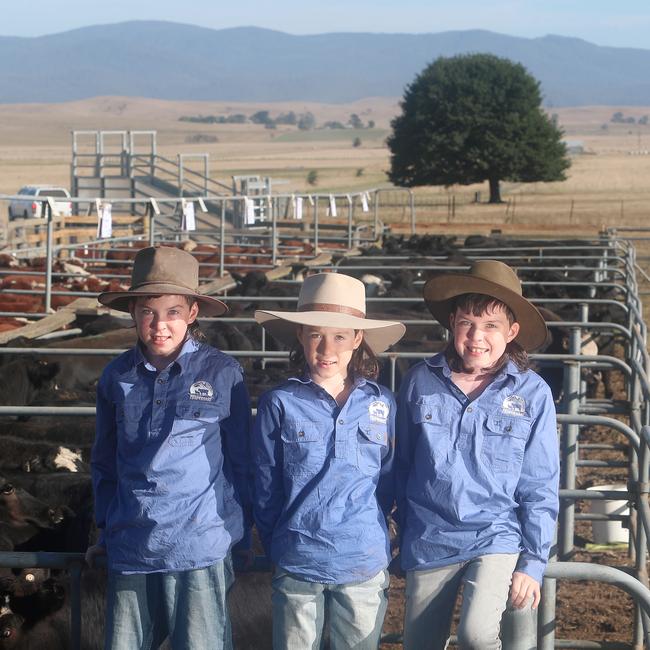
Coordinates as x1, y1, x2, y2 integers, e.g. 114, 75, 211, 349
403, 553, 525, 650
105, 556, 234, 650
272, 568, 389, 650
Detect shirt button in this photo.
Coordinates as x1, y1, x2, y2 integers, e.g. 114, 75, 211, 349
157, 378, 164, 384
505, 425, 512, 432
155, 399, 161, 405
338, 419, 344, 425
425, 413, 432, 420
298, 431, 305, 437
194, 411, 200, 417
467, 406, 473, 413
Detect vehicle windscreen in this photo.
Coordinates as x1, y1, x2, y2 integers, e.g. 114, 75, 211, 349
38, 190, 68, 198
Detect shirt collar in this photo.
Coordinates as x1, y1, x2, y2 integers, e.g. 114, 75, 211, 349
425, 351, 521, 381
133, 337, 199, 373
288, 374, 382, 396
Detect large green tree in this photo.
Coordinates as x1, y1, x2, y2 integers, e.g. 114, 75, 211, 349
387, 54, 570, 203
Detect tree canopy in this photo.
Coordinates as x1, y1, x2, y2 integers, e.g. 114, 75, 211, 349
387, 53, 570, 203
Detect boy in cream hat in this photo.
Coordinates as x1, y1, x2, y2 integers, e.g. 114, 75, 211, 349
397, 260, 559, 649
252, 272, 405, 649
88, 246, 251, 649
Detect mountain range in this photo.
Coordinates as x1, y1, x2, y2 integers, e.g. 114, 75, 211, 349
1, 21, 649, 106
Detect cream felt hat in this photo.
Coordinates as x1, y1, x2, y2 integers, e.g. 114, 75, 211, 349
423, 259, 547, 351
254, 272, 405, 354
97, 245, 227, 317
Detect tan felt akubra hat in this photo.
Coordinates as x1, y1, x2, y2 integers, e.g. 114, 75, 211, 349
97, 245, 227, 317
254, 272, 405, 354
423, 259, 547, 351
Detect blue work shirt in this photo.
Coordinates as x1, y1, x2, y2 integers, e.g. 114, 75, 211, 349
252, 376, 395, 584
91, 338, 251, 574
396, 353, 559, 584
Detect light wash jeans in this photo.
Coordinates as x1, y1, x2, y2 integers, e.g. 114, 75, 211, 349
105, 556, 234, 650
403, 553, 529, 650
272, 568, 389, 650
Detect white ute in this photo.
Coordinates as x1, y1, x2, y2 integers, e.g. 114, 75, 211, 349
8, 185, 73, 220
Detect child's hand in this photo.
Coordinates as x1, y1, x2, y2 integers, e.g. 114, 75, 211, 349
509, 571, 541, 610
85, 544, 107, 568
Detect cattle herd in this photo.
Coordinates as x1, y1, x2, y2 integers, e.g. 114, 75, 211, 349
0, 232, 640, 648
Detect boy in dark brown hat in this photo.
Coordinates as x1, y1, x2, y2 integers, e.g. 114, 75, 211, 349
87, 246, 251, 649
396, 260, 559, 649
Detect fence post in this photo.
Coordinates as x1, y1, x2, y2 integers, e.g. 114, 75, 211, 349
220, 200, 226, 278
409, 190, 416, 234
313, 196, 319, 252
347, 198, 353, 249
45, 201, 53, 313
272, 197, 278, 266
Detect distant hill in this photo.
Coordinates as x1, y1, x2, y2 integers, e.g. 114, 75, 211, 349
1, 22, 650, 106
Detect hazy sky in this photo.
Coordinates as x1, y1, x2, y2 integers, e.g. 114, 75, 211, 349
4, 0, 650, 50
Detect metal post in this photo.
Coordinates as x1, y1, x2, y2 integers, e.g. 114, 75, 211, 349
148, 203, 155, 246
409, 189, 416, 234
373, 190, 379, 239
347, 198, 353, 249
272, 197, 278, 266
178, 154, 183, 196
559, 346, 581, 560
501, 606, 537, 650
220, 200, 226, 278
314, 196, 319, 251
69, 561, 82, 650
45, 201, 53, 313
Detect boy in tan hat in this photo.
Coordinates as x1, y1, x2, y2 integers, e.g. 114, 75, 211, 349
87, 246, 251, 649
252, 272, 405, 649
396, 260, 559, 649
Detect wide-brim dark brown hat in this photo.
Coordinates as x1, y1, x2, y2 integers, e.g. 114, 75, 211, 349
97, 245, 227, 317
423, 259, 547, 351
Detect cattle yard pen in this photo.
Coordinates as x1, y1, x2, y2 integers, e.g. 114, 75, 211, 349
1, 216, 650, 647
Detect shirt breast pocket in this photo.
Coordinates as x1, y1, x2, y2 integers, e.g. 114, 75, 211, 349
115, 401, 147, 452
280, 421, 326, 475
170, 401, 222, 447
357, 419, 388, 476
482, 413, 531, 473
412, 401, 453, 478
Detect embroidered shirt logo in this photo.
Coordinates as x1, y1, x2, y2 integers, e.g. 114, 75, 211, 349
369, 400, 390, 424
502, 394, 526, 417
189, 381, 214, 401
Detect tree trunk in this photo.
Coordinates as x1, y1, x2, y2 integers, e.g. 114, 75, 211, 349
488, 177, 502, 203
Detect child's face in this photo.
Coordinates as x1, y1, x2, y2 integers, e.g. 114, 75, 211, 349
450, 304, 520, 373
131, 294, 199, 368
297, 325, 363, 386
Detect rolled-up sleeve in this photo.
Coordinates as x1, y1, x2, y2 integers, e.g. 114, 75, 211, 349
515, 386, 560, 583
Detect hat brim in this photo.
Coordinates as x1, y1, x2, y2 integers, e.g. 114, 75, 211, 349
423, 273, 547, 351
98, 285, 228, 317
255, 309, 405, 354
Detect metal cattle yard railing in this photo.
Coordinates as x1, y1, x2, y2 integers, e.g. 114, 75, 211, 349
1, 232, 650, 648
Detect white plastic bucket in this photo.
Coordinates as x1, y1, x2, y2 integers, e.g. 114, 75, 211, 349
587, 484, 629, 544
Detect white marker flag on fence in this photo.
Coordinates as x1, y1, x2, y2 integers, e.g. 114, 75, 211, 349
181, 200, 196, 231
307, 195, 315, 207
361, 192, 370, 213
96, 200, 112, 239
294, 196, 303, 220
329, 195, 337, 217
244, 197, 256, 225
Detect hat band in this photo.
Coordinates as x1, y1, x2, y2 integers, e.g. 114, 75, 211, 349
131, 279, 196, 292
298, 302, 365, 319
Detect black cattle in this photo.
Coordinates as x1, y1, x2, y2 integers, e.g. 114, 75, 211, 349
0, 480, 70, 552
0, 355, 59, 408
0, 437, 88, 474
